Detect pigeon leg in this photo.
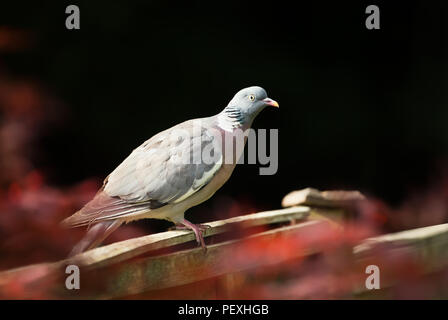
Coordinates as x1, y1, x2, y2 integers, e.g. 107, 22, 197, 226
178, 219, 208, 251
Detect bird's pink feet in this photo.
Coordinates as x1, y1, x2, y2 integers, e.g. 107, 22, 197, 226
174, 220, 210, 251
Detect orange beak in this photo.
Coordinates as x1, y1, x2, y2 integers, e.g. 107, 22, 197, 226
263, 97, 279, 108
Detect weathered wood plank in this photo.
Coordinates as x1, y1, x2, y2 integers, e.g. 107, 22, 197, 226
0, 206, 310, 282
67, 206, 310, 269
2, 203, 448, 299
94, 222, 448, 298
355, 223, 448, 254
352, 223, 448, 297
354, 223, 448, 271
282, 187, 365, 208
73, 220, 325, 299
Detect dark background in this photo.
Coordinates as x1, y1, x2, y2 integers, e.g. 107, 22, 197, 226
1, 0, 447, 222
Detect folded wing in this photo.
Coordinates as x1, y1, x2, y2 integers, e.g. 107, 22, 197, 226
63, 119, 222, 227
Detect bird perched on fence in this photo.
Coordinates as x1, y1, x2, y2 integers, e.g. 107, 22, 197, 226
62, 86, 279, 256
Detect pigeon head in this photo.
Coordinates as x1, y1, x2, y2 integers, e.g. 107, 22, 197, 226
229, 86, 279, 116
218, 86, 279, 130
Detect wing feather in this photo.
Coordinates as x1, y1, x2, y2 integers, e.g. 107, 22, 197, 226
63, 118, 223, 227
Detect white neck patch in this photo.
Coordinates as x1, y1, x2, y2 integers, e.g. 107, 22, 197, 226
217, 108, 244, 132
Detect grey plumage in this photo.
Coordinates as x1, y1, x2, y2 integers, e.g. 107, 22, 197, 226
63, 86, 279, 255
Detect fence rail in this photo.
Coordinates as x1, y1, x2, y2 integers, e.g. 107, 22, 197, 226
1, 188, 448, 299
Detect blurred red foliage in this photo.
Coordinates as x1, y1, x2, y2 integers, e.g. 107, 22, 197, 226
0, 27, 32, 52
0, 68, 146, 271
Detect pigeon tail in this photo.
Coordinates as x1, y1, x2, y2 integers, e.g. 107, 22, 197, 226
61, 191, 154, 228
68, 219, 122, 257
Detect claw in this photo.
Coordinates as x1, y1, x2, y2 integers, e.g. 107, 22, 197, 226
175, 219, 208, 252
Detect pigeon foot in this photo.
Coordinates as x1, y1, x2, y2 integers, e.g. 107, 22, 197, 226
175, 219, 209, 252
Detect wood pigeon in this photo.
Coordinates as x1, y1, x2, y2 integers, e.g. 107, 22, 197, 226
62, 86, 279, 255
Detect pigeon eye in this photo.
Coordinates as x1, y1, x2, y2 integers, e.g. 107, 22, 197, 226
248, 94, 256, 101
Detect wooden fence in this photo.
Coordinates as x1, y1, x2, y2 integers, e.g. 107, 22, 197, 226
1, 188, 448, 299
